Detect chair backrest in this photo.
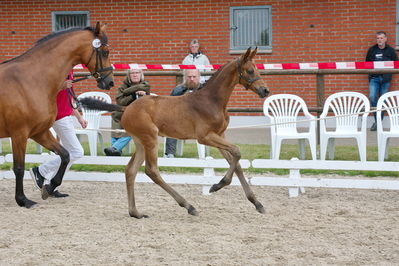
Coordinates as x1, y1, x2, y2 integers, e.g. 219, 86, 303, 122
377, 90, 399, 132
320, 92, 370, 132
77, 91, 112, 129
263, 94, 313, 134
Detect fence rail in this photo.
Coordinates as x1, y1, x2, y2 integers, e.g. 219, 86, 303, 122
1, 154, 399, 198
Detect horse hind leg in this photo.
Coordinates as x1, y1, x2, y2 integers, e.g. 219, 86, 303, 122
125, 141, 148, 218
11, 135, 37, 208
31, 130, 70, 200
143, 143, 198, 216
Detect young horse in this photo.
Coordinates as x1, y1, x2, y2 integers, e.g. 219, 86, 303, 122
0, 22, 114, 208
82, 47, 269, 218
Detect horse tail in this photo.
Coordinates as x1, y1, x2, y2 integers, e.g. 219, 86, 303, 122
79, 97, 124, 112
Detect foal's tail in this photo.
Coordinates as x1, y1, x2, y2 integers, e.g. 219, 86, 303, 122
79, 97, 124, 112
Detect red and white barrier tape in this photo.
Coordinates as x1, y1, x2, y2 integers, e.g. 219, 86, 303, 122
73, 61, 399, 70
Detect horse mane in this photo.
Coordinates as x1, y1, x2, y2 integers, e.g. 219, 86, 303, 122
201, 60, 232, 88
1, 27, 101, 64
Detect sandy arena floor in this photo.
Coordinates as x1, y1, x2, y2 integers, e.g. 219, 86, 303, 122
0, 177, 398, 265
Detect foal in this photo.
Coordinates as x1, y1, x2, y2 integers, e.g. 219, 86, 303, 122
123, 48, 268, 218
82, 47, 269, 218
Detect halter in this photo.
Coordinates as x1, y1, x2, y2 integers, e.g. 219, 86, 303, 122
72, 37, 113, 84
237, 58, 261, 85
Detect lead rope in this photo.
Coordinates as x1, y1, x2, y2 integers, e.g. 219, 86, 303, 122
76, 104, 399, 133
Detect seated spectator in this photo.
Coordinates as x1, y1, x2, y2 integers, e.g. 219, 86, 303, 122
165, 69, 203, 158
182, 39, 211, 84
104, 69, 151, 156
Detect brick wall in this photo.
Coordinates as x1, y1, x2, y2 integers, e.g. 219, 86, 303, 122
0, 0, 397, 115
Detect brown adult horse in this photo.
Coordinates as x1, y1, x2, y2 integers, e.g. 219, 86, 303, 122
0, 22, 114, 208
81, 47, 268, 218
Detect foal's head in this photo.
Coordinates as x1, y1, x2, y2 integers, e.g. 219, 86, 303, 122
83, 22, 114, 90
237, 47, 269, 98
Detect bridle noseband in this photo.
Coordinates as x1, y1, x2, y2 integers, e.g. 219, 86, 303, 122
73, 38, 113, 84
237, 58, 261, 86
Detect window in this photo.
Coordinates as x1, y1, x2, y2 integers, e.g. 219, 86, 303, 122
51, 11, 90, 32
230, 6, 272, 53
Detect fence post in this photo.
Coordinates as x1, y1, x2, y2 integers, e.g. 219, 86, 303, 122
288, 157, 305, 197
316, 74, 325, 145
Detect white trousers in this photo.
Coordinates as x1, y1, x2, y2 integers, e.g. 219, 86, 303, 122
38, 116, 84, 181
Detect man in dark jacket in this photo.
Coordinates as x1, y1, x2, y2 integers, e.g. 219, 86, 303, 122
366, 31, 398, 131
164, 69, 203, 158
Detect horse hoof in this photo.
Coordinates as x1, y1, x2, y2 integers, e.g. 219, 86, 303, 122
41, 185, 51, 200
188, 206, 199, 216
25, 199, 38, 209
209, 184, 219, 193
16, 197, 37, 208
129, 211, 149, 219
255, 203, 266, 214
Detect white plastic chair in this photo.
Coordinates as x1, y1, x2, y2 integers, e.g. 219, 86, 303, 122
263, 94, 317, 160
377, 91, 399, 161
75, 91, 111, 156
319, 92, 369, 161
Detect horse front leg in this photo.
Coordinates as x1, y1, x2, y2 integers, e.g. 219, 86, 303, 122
11, 136, 37, 208
31, 130, 70, 200
199, 133, 239, 192
125, 141, 147, 218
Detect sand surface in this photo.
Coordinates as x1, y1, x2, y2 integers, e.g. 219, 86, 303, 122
0, 177, 398, 265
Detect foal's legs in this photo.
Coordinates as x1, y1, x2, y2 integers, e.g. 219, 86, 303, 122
142, 139, 198, 216
217, 148, 265, 214
11, 135, 36, 208
31, 130, 70, 199
199, 132, 265, 213
125, 141, 147, 218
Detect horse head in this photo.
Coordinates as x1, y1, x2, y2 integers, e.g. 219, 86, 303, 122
84, 22, 114, 90
237, 47, 269, 98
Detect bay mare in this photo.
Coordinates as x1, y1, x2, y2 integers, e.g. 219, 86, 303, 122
81, 47, 269, 218
0, 22, 114, 208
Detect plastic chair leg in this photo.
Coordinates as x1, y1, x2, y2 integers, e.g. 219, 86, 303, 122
309, 138, 317, 160
385, 138, 390, 160
320, 136, 328, 160
328, 138, 335, 160
176, 140, 184, 156
87, 133, 98, 156
298, 139, 305, 160
355, 136, 366, 161
98, 133, 104, 155
273, 138, 282, 160
197, 142, 206, 159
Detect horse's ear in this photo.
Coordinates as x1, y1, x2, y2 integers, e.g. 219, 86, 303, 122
100, 23, 107, 32
249, 47, 258, 60
240, 47, 252, 64
94, 22, 101, 37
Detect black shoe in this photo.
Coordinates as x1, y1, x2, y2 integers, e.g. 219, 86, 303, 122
51, 190, 69, 198
371, 122, 377, 131
104, 147, 122, 156
29, 167, 44, 189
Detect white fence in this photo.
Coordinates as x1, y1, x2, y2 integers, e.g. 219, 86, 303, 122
1, 154, 399, 197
